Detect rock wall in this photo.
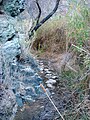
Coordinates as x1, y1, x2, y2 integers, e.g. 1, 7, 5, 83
3, 0, 25, 17
26, 0, 69, 19
0, 0, 45, 119
0, 0, 32, 120
0, 85, 17, 120
26, 0, 90, 20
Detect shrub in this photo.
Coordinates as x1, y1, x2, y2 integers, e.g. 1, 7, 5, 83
66, 0, 90, 48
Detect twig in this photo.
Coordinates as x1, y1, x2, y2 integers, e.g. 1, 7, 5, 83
72, 44, 90, 55
78, 69, 90, 81
40, 84, 65, 120
35, 0, 41, 25
29, 0, 60, 38
66, 64, 78, 73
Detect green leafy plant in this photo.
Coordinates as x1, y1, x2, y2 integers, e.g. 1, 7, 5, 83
66, 0, 90, 47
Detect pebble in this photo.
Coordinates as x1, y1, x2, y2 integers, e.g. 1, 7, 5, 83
51, 92, 55, 95
45, 73, 52, 78
23, 67, 33, 72
45, 70, 52, 74
41, 71, 44, 73
40, 67, 44, 71
44, 68, 50, 72
20, 89, 26, 96
40, 106, 44, 109
23, 95, 34, 102
47, 83, 53, 88
46, 79, 56, 84
52, 76, 58, 79
39, 62, 44, 65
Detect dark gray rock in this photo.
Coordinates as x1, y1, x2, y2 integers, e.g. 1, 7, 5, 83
0, 85, 17, 120
16, 94, 23, 107
2, 38, 21, 61
26, 0, 69, 19
0, 15, 16, 44
0, 0, 42, 120
3, 0, 25, 17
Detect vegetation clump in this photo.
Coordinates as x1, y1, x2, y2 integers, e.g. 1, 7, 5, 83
31, 1, 90, 119
32, 0, 90, 56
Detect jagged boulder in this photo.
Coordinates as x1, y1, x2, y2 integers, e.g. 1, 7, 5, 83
3, 0, 25, 17
0, 15, 16, 44
27, 0, 69, 19
2, 38, 21, 61
0, 85, 17, 120
0, 15, 21, 85
0, 1, 43, 120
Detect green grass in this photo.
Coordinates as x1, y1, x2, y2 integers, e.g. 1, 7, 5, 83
66, 0, 90, 47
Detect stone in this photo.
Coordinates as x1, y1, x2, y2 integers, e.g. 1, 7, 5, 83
0, 85, 17, 120
0, 16, 16, 44
25, 86, 36, 96
44, 68, 49, 72
36, 76, 42, 82
22, 67, 34, 73
19, 83, 26, 96
47, 83, 53, 88
0, 49, 3, 83
52, 75, 58, 79
46, 79, 56, 84
26, 0, 69, 19
45, 73, 52, 78
22, 95, 34, 102
3, 0, 25, 17
2, 38, 21, 61
0, 1, 43, 120
44, 69, 52, 74
16, 94, 23, 107
40, 67, 44, 71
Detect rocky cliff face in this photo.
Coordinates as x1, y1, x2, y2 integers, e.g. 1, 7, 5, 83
27, 0, 68, 19
0, 85, 17, 120
2, 0, 25, 17
0, 0, 49, 119
0, 0, 33, 120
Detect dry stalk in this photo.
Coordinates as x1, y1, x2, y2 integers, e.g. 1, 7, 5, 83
40, 84, 65, 120
66, 64, 78, 73
72, 44, 90, 55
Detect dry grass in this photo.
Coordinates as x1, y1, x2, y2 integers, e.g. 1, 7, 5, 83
31, 17, 67, 57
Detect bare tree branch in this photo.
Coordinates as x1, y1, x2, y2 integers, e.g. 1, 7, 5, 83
29, 0, 60, 38
35, 0, 41, 25
28, 0, 41, 35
